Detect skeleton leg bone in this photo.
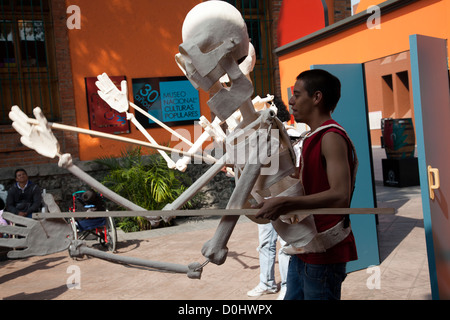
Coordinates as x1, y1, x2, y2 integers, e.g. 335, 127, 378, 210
69, 240, 203, 279
201, 162, 261, 265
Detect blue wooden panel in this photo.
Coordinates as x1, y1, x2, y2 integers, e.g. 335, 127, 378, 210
312, 64, 379, 272
409, 34, 450, 300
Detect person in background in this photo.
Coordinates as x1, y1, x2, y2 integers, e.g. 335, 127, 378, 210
247, 95, 294, 300
6, 168, 42, 218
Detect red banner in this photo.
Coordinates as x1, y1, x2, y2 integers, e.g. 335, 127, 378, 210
85, 76, 130, 134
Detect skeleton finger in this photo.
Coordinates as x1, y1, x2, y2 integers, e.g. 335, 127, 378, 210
120, 80, 128, 95
0, 224, 30, 237
95, 76, 110, 93
33, 107, 50, 130
97, 73, 115, 93
7, 247, 33, 259
2, 212, 36, 228
0, 237, 27, 249
9, 105, 30, 124
12, 121, 32, 139
95, 79, 107, 93
97, 90, 109, 104
10, 106, 32, 137
18, 135, 34, 152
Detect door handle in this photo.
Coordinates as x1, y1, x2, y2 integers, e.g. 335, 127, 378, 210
427, 165, 440, 200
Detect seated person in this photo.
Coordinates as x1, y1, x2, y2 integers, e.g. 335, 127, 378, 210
6, 169, 42, 218
75, 190, 106, 231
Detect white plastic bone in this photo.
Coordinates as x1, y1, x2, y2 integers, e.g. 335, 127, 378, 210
199, 116, 226, 144
175, 116, 225, 172
252, 94, 275, 112
220, 42, 256, 84
9, 106, 164, 226
10, 106, 60, 159
95, 73, 176, 169
175, 1, 314, 266
5, 1, 322, 276
175, 130, 210, 172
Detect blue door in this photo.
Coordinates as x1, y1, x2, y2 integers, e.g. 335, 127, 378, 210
312, 64, 379, 272
410, 34, 450, 300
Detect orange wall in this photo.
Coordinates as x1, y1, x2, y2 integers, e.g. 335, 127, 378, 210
278, 0, 450, 105
65, 0, 209, 161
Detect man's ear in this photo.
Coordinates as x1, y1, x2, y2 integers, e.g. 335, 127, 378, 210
313, 91, 323, 105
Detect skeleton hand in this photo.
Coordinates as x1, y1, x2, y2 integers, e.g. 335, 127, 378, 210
0, 212, 73, 258
96, 73, 129, 113
9, 106, 60, 159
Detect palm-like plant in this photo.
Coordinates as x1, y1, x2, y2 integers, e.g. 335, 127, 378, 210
96, 147, 198, 232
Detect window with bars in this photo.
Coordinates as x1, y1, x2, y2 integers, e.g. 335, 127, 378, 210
222, 0, 274, 97
0, 0, 59, 125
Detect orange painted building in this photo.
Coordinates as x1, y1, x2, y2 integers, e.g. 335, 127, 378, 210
276, 0, 450, 146
65, 0, 210, 161
0, 0, 281, 167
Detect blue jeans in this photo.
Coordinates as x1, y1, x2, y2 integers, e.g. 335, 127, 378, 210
257, 223, 290, 290
284, 255, 347, 300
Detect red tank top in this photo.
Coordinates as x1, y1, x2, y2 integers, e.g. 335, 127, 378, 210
298, 120, 358, 264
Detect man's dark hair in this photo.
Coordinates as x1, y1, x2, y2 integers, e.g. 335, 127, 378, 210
296, 69, 341, 112
14, 168, 27, 178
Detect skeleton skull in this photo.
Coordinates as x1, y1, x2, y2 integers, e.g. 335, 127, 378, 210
175, 1, 256, 124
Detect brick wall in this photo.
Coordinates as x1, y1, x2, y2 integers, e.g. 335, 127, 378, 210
0, 0, 79, 172
334, 0, 352, 22
271, 0, 283, 98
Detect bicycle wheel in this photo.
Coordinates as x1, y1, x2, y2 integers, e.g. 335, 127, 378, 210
105, 217, 117, 252
70, 217, 78, 240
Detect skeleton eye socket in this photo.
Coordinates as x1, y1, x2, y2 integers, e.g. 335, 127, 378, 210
198, 40, 224, 54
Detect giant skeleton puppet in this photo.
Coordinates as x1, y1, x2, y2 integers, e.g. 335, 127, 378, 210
0, 1, 385, 279
171, 1, 343, 263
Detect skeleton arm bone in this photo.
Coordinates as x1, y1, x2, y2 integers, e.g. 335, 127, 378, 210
9, 106, 161, 223
128, 112, 176, 169
96, 74, 220, 169
175, 117, 225, 172
164, 155, 227, 211
59, 155, 156, 215
130, 102, 194, 147
22, 118, 215, 164
96, 73, 176, 168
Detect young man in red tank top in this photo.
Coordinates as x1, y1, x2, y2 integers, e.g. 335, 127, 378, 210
255, 69, 358, 300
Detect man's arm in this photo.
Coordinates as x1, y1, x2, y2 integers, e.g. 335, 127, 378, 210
255, 131, 352, 220
5, 188, 19, 215
27, 185, 43, 215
